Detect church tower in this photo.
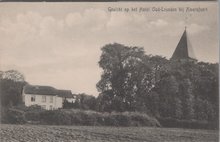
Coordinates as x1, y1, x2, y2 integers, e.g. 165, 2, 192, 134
170, 28, 196, 62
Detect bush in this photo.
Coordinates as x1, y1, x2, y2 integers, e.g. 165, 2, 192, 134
39, 110, 71, 125
25, 111, 41, 122
70, 112, 83, 125
1, 107, 160, 127
79, 112, 97, 125
68, 109, 99, 126
103, 113, 118, 126
130, 112, 155, 126
1, 108, 26, 124
96, 113, 105, 125
113, 113, 131, 126
158, 117, 218, 130
25, 105, 44, 123
37, 109, 160, 127
26, 105, 43, 111
54, 111, 72, 125
123, 112, 161, 127
97, 111, 160, 127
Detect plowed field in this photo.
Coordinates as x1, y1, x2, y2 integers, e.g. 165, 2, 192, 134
0, 124, 218, 142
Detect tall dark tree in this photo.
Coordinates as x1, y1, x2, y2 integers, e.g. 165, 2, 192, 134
0, 70, 26, 107
179, 79, 194, 120
97, 43, 153, 112
155, 75, 181, 118
73, 93, 97, 110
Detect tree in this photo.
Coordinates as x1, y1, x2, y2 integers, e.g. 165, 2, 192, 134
194, 98, 216, 121
148, 55, 169, 84
96, 91, 113, 112
96, 42, 218, 124
63, 99, 74, 109
0, 70, 26, 107
97, 43, 153, 112
179, 79, 194, 120
155, 75, 181, 118
0, 71, 3, 79
145, 91, 160, 117
2, 70, 25, 82
73, 93, 97, 110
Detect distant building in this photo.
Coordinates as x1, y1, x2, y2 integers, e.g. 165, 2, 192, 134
170, 28, 197, 62
22, 84, 76, 110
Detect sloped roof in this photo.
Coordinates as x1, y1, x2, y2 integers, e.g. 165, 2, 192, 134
23, 84, 74, 98
171, 29, 196, 61
57, 90, 73, 98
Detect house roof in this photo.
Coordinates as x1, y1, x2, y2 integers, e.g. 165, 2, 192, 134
171, 28, 196, 61
57, 90, 73, 98
23, 84, 74, 98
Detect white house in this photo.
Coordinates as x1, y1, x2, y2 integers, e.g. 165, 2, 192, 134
22, 84, 76, 110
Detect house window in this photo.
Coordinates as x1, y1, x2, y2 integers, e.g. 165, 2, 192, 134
41, 105, 46, 109
50, 96, 53, 103
42, 96, 46, 102
31, 95, 36, 102
49, 105, 53, 110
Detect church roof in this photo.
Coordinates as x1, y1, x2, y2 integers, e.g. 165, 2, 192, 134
171, 28, 196, 61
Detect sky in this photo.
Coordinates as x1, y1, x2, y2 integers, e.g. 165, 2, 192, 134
0, 2, 218, 96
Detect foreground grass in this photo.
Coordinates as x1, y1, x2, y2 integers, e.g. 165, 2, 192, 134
0, 124, 218, 142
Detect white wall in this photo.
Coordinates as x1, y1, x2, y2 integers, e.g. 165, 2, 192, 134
66, 98, 76, 103
23, 93, 63, 110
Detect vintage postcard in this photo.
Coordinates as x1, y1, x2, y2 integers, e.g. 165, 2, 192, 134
0, 2, 219, 142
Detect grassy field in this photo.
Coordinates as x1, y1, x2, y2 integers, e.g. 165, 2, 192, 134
0, 124, 218, 142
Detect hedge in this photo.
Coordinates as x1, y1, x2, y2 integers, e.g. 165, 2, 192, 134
1, 108, 26, 124
3, 107, 217, 129
158, 117, 218, 130
1, 107, 160, 127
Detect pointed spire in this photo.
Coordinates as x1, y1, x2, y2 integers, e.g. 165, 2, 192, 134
170, 27, 197, 62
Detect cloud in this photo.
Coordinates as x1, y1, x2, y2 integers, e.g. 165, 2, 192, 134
106, 13, 202, 37
65, 13, 82, 27
107, 13, 133, 27
39, 16, 64, 37
107, 13, 149, 33
149, 19, 168, 27
0, 9, 109, 44
188, 23, 208, 34
65, 9, 108, 31
0, 4, 218, 96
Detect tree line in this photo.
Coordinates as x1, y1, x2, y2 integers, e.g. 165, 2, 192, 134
0, 43, 218, 124
96, 43, 218, 122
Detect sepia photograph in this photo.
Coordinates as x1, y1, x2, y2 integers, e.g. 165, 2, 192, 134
0, 2, 219, 142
